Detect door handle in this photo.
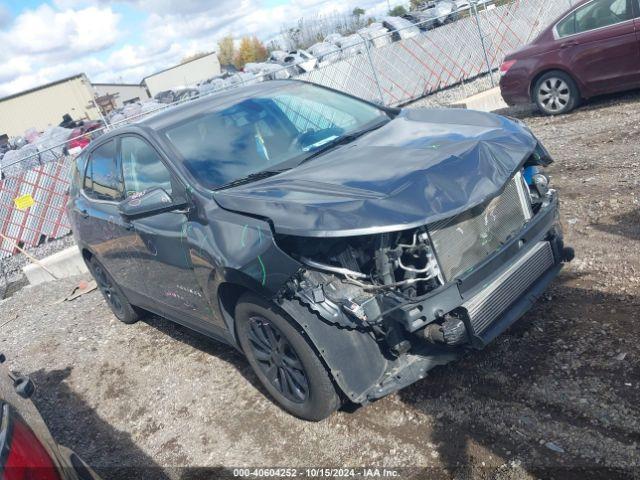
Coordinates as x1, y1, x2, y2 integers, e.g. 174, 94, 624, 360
560, 41, 578, 49
75, 208, 89, 219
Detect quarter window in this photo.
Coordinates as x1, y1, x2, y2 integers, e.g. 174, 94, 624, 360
556, 13, 577, 37
120, 136, 173, 197
558, 0, 633, 37
83, 140, 123, 201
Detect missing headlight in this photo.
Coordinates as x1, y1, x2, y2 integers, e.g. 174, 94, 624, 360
276, 228, 444, 298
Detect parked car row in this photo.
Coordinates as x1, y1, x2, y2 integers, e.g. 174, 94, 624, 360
404, 0, 495, 31
228, 2, 485, 84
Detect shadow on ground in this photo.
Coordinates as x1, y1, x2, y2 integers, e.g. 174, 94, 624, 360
140, 314, 273, 401
397, 274, 640, 479
592, 208, 640, 242
496, 88, 640, 120
29, 366, 172, 479
29, 367, 239, 480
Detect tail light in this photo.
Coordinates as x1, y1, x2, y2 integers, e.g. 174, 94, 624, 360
1, 404, 62, 480
499, 59, 517, 76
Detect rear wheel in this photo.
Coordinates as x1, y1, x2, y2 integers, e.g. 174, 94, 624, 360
235, 293, 340, 421
87, 256, 141, 324
533, 71, 580, 115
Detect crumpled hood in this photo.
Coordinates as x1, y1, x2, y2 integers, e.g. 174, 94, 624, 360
213, 108, 538, 237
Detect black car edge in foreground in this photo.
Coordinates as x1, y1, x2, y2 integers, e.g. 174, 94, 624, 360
67, 81, 573, 421
0, 354, 101, 479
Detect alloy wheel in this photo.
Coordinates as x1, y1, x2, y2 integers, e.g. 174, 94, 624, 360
537, 77, 571, 113
92, 263, 125, 316
247, 316, 309, 403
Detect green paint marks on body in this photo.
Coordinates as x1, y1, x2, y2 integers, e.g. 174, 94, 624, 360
257, 255, 267, 286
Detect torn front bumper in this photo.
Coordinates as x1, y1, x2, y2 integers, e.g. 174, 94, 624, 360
362, 193, 571, 401
384, 192, 567, 346
280, 193, 570, 404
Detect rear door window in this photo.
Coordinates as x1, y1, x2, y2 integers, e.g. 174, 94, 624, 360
83, 140, 123, 201
120, 136, 173, 197
565, 0, 634, 36
70, 151, 88, 195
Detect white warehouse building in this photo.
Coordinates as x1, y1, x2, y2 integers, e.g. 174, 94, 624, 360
0, 74, 101, 138
142, 53, 221, 97
92, 83, 150, 109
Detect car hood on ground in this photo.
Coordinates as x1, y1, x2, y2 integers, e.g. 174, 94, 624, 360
213, 108, 538, 237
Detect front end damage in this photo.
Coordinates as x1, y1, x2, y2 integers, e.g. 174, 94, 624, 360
274, 169, 573, 404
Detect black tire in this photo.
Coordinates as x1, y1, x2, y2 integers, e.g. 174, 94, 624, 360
533, 70, 580, 115
235, 293, 340, 421
87, 256, 142, 324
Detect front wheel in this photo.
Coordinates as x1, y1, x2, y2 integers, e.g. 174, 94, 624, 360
533, 71, 580, 115
235, 293, 340, 421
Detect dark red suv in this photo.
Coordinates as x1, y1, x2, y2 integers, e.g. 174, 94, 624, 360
500, 0, 640, 115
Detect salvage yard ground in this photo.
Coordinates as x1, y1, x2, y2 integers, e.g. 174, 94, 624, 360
1, 91, 639, 480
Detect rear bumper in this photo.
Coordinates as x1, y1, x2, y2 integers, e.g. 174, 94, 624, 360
57, 445, 103, 480
499, 73, 531, 106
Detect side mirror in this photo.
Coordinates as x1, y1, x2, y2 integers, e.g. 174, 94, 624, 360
118, 188, 186, 219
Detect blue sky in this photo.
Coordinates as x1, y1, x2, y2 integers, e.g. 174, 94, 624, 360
0, 0, 397, 97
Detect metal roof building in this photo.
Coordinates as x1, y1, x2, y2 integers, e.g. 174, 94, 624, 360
0, 74, 101, 138
142, 53, 221, 97
93, 82, 150, 109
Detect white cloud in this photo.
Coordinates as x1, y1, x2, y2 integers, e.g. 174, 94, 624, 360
3, 4, 120, 56
0, 0, 400, 96
0, 3, 120, 96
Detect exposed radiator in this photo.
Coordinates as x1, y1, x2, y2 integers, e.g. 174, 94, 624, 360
462, 241, 555, 335
429, 173, 533, 281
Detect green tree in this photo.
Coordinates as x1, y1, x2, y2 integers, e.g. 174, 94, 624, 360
388, 5, 408, 16
217, 35, 235, 66
352, 7, 365, 17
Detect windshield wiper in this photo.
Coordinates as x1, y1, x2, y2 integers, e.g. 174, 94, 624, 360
215, 169, 287, 190
298, 122, 388, 165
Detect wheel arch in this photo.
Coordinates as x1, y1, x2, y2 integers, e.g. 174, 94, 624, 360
216, 281, 252, 345
221, 282, 388, 404
80, 246, 100, 268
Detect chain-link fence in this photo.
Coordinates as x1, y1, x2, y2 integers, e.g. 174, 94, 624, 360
0, 0, 575, 260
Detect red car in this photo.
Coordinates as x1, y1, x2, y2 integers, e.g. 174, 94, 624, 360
67, 122, 103, 151
500, 0, 640, 115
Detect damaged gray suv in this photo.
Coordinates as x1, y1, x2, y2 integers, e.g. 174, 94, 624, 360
67, 81, 573, 420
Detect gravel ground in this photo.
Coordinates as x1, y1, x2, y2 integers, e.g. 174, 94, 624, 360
0, 92, 639, 480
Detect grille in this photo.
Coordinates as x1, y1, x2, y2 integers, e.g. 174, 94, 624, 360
429, 173, 532, 281
462, 241, 555, 335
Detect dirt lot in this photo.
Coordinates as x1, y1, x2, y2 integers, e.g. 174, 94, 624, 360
0, 92, 639, 480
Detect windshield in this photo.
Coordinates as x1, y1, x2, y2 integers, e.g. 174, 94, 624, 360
162, 82, 389, 190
